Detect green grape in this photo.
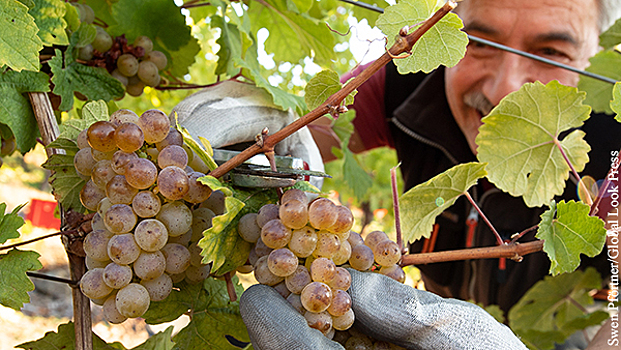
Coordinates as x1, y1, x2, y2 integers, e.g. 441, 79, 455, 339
86, 256, 110, 270
310, 257, 336, 283
183, 172, 212, 204
157, 166, 189, 200
115, 283, 150, 318
132, 190, 161, 218
161, 243, 191, 274
77, 44, 93, 61
103, 294, 127, 324
114, 122, 144, 153
102, 263, 132, 289
133, 250, 166, 280
74, 147, 97, 176
364, 231, 389, 251
156, 201, 193, 237
281, 188, 309, 205
125, 158, 158, 190
300, 282, 332, 313
273, 281, 291, 299
238, 213, 262, 243
185, 264, 211, 284
133, 35, 153, 55
332, 308, 355, 331
287, 293, 304, 314
111, 150, 138, 175
155, 128, 183, 151
141, 273, 173, 301
76, 129, 89, 149
137, 60, 160, 87
379, 264, 406, 283
373, 240, 401, 267
80, 268, 113, 300
109, 109, 140, 127
80, 179, 106, 211
332, 239, 352, 266
91, 148, 116, 162
92, 27, 113, 53
104, 204, 137, 234
97, 197, 113, 219
91, 212, 106, 231
285, 265, 312, 294
117, 54, 139, 77
190, 207, 215, 242
111, 69, 128, 87
313, 231, 341, 259
308, 198, 338, 230
305, 310, 333, 335
138, 109, 170, 144
328, 205, 354, 234
253, 256, 283, 286
145, 50, 167, 70
88, 121, 117, 153
107, 233, 141, 265
91, 160, 115, 189
158, 145, 188, 169
327, 267, 351, 291
349, 244, 374, 271
126, 77, 145, 97
83, 229, 114, 262
134, 219, 168, 252
200, 190, 226, 215
267, 248, 298, 277
279, 199, 308, 229
73, 3, 94, 24
256, 203, 280, 228
106, 175, 138, 204
288, 226, 317, 258
347, 231, 364, 247
261, 219, 292, 249
327, 289, 352, 317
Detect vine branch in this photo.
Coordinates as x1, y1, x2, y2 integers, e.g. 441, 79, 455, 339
208, 1, 457, 179
27, 272, 78, 286
464, 192, 504, 246
0, 230, 77, 251
401, 240, 544, 266
554, 139, 593, 207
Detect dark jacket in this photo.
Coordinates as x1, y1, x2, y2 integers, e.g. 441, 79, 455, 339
378, 62, 619, 313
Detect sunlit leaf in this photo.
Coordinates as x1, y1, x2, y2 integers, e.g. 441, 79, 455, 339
477, 81, 591, 208
610, 82, 621, 123
0, 0, 43, 71
0, 203, 26, 244
29, 0, 69, 46
132, 326, 175, 350
0, 249, 42, 310
508, 267, 610, 350
16, 321, 120, 350
399, 162, 487, 243
536, 200, 607, 275
0, 69, 49, 153
305, 69, 357, 111
578, 50, 621, 115
376, 0, 467, 73
351, 0, 389, 27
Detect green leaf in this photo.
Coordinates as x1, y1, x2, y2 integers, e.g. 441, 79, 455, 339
248, 0, 335, 65
0, 203, 26, 244
599, 17, 621, 49
351, 0, 389, 27
132, 327, 175, 350
70, 23, 97, 49
47, 137, 79, 154
29, 0, 69, 46
49, 49, 124, 111
508, 267, 610, 350
171, 278, 249, 350
376, 0, 467, 74
476, 81, 592, 208
341, 148, 372, 200
610, 82, 621, 123
578, 50, 621, 115
0, 249, 42, 310
42, 153, 87, 213
0, 69, 50, 153
399, 162, 487, 243
16, 321, 120, 350
0, 0, 43, 71
536, 200, 607, 275
59, 100, 110, 141
63, 2, 79, 32
108, 0, 199, 78
304, 70, 356, 111
187, 2, 217, 25
211, 14, 249, 77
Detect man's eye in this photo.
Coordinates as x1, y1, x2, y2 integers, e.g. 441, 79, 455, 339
538, 47, 568, 59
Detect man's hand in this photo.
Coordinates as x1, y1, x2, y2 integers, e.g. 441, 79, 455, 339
240, 269, 528, 350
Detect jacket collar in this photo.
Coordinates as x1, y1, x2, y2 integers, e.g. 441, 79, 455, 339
391, 66, 476, 164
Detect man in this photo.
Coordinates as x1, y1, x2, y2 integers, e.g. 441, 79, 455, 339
309, 0, 621, 348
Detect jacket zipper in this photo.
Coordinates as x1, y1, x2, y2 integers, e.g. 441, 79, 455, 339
389, 117, 460, 165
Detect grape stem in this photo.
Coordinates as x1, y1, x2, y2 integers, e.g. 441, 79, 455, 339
0, 229, 77, 251
464, 192, 504, 246
224, 272, 237, 302
400, 240, 543, 266
208, 1, 457, 179
26, 272, 78, 286
553, 138, 593, 207
390, 165, 405, 254
509, 224, 538, 244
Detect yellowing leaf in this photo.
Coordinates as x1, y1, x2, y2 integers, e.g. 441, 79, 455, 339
0, 0, 43, 71
536, 200, 607, 275
376, 0, 467, 73
0, 249, 42, 310
30, 0, 69, 46
399, 162, 487, 243
477, 81, 592, 208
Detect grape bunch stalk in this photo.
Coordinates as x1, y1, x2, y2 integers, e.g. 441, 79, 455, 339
237, 188, 406, 341
71, 3, 168, 98
74, 108, 221, 324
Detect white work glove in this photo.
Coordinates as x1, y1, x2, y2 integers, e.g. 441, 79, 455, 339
171, 80, 324, 189
240, 269, 529, 350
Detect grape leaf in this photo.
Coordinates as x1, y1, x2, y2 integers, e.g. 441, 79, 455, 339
132, 326, 175, 350
29, 0, 69, 46
304, 70, 356, 111
211, 14, 249, 77
16, 321, 121, 350
69, 23, 97, 49
0, 249, 42, 310
508, 267, 610, 350
247, 0, 335, 65
376, 0, 467, 74
187, 2, 217, 25
63, 2, 79, 32
49, 49, 124, 111
108, 0, 198, 78
171, 278, 249, 350
0, 0, 43, 71
578, 50, 621, 115
477, 81, 592, 208
0, 69, 50, 153
84, 0, 118, 28
610, 82, 621, 123
536, 200, 607, 275
351, 0, 389, 27
399, 162, 487, 243
599, 17, 621, 49
0, 203, 26, 244
178, 125, 218, 172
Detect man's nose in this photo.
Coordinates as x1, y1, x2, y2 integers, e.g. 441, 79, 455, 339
482, 53, 535, 106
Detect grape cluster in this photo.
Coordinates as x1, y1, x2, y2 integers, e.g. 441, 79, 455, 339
75, 108, 218, 324
72, 3, 168, 97
238, 189, 405, 339
0, 134, 16, 168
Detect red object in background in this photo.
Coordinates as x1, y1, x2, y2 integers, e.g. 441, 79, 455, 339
27, 199, 61, 230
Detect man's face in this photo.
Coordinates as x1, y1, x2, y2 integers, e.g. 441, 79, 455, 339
445, 0, 600, 153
